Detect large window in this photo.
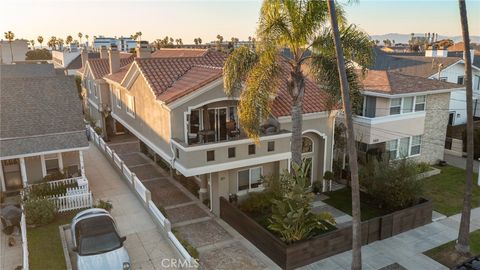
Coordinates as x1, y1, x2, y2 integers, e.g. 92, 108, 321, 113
386, 136, 422, 160
44, 154, 60, 175
415, 96, 426, 111
126, 94, 135, 117
402, 97, 414, 113
390, 96, 426, 115
237, 167, 263, 192
114, 88, 121, 109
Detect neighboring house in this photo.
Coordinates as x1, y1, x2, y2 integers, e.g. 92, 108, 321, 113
0, 39, 28, 64
372, 48, 480, 125
92, 43, 335, 215
93, 36, 136, 52
52, 45, 100, 75
347, 70, 463, 164
0, 63, 89, 192
77, 46, 134, 131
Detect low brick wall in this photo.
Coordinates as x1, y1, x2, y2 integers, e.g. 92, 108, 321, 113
220, 197, 432, 270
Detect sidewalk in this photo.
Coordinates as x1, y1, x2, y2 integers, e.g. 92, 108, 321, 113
301, 207, 480, 270
84, 143, 179, 270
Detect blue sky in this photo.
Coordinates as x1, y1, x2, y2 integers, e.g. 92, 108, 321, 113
1, 0, 479, 44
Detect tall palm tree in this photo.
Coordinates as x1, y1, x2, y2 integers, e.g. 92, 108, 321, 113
4, 31, 15, 62
223, 0, 373, 167
48, 36, 57, 50
194, 38, 199, 45
85, 34, 89, 46
198, 37, 202, 45
37, 36, 44, 48
66, 35, 73, 46
136, 31, 142, 41
78, 32, 83, 44
456, 0, 474, 256
57, 38, 64, 50
327, 1, 363, 268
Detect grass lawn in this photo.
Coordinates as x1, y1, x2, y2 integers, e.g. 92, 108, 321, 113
421, 165, 480, 216
424, 230, 480, 268
27, 212, 77, 270
323, 187, 389, 221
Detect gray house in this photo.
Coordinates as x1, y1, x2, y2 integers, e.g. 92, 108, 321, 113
0, 63, 88, 192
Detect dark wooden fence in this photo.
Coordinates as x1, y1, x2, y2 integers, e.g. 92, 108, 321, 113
220, 197, 432, 270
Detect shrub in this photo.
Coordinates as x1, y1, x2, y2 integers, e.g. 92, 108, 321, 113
312, 180, 322, 194
360, 158, 422, 210
172, 229, 199, 259
268, 163, 335, 244
42, 172, 67, 182
27, 181, 77, 198
93, 199, 113, 212
94, 127, 103, 135
417, 162, 432, 173
24, 198, 57, 225
238, 191, 275, 215
25, 48, 52, 60
323, 171, 334, 181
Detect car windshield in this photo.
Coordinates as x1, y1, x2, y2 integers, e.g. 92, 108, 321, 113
79, 231, 122, 255
76, 216, 122, 256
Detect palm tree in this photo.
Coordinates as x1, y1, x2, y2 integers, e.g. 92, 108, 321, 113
456, 0, 474, 256
57, 38, 64, 50
37, 36, 44, 48
30, 40, 35, 50
194, 38, 199, 45
136, 31, 142, 41
327, 1, 363, 268
78, 32, 83, 44
4, 31, 15, 62
66, 35, 73, 46
223, 0, 373, 168
85, 34, 89, 46
198, 37, 202, 45
48, 36, 57, 50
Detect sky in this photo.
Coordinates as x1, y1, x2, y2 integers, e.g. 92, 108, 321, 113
1, 0, 479, 44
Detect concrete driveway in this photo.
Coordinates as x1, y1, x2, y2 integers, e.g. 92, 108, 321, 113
84, 144, 179, 270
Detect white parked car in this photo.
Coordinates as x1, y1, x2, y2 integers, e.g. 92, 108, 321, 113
71, 208, 131, 270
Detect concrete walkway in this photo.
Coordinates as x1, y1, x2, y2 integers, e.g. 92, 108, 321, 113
301, 207, 480, 270
0, 222, 22, 270
107, 138, 280, 270
84, 143, 179, 270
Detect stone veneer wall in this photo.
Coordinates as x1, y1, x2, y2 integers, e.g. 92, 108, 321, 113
417, 92, 450, 164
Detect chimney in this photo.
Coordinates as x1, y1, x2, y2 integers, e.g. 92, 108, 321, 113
136, 41, 151, 58
81, 49, 88, 68
100, 46, 108, 59
109, 45, 120, 74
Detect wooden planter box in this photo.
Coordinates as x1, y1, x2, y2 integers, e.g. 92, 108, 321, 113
220, 197, 432, 270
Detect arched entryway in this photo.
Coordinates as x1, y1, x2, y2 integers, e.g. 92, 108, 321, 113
302, 131, 327, 188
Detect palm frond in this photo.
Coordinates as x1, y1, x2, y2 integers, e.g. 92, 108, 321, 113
223, 46, 259, 96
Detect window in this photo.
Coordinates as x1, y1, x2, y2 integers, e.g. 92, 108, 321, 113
398, 137, 410, 158
237, 167, 263, 192
126, 94, 135, 117
402, 97, 414, 113
228, 147, 236, 158
114, 88, 121, 109
267, 141, 275, 152
93, 83, 98, 98
475, 75, 480, 90
44, 154, 60, 174
302, 137, 313, 153
415, 95, 426, 111
410, 135, 422, 155
248, 144, 255, 155
457, 76, 464, 85
206, 150, 215, 162
390, 98, 401, 115
386, 140, 398, 160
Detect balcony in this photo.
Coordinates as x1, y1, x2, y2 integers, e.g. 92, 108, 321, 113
171, 130, 292, 177
344, 111, 426, 144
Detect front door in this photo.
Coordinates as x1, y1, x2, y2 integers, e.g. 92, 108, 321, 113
2, 159, 22, 190
115, 120, 125, 134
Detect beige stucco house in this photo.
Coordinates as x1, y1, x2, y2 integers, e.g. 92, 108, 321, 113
79, 43, 336, 215
345, 70, 464, 164
0, 63, 88, 192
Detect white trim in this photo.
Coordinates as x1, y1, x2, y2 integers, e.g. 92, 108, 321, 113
174, 152, 291, 177
171, 132, 291, 152
40, 155, 46, 177
0, 163, 5, 192
0, 146, 88, 161
168, 79, 224, 110
19, 157, 27, 187
111, 112, 172, 162
302, 130, 328, 178
362, 87, 464, 98
88, 98, 99, 110
79, 151, 85, 176
277, 111, 332, 124
57, 152, 64, 172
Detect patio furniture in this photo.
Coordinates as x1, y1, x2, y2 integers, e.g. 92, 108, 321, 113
198, 129, 215, 143
226, 121, 240, 139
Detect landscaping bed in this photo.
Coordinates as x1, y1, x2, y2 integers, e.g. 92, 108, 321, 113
421, 165, 480, 216
323, 187, 390, 221
27, 212, 77, 270
424, 229, 480, 268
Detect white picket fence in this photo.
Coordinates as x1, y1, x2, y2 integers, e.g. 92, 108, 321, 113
43, 177, 82, 189
20, 206, 29, 270
89, 125, 196, 266
48, 192, 93, 212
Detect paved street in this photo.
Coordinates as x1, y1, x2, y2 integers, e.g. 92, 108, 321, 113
301, 207, 480, 270
84, 143, 179, 270
107, 136, 280, 270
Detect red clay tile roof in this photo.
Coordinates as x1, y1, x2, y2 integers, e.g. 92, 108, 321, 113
361, 70, 461, 95
87, 53, 134, 79
151, 48, 208, 58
